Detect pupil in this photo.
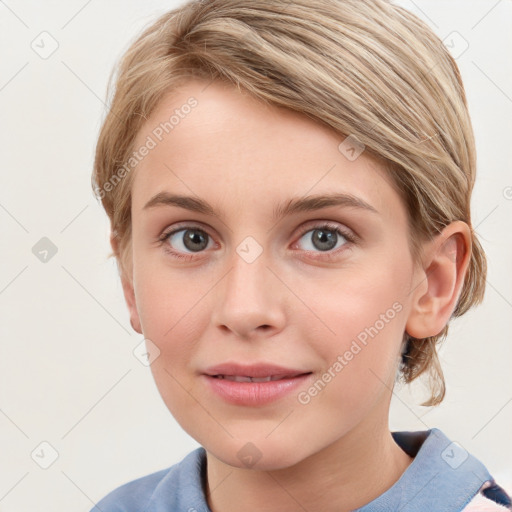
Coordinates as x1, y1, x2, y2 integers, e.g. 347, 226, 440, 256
312, 229, 337, 251
184, 230, 208, 252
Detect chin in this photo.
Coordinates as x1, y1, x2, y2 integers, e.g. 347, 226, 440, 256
205, 436, 310, 472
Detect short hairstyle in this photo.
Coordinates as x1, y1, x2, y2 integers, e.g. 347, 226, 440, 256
92, 0, 487, 406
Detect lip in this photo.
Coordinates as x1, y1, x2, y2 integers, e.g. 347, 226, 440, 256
202, 362, 313, 406
203, 362, 310, 379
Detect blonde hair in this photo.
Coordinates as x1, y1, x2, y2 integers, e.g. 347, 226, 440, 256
92, 0, 487, 406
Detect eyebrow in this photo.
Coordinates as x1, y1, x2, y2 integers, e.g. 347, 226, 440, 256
143, 191, 379, 221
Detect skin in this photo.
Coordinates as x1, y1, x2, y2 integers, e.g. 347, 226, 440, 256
114, 79, 471, 512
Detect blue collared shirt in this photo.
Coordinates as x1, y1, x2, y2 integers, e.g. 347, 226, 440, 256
91, 428, 511, 511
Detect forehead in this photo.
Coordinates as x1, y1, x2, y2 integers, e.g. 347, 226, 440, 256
130, 79, 402, 222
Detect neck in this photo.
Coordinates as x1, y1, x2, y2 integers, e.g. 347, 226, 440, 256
205, 418, 414, 512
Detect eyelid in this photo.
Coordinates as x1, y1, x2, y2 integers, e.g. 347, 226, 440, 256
294, 220, 358, 244
159, 219, 356, 242
158, 221, 213, 241
158, 219, 358, 258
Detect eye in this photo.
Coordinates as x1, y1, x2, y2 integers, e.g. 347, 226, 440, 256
159, 225, 214, 259
295, 222, 354, 254
158, 221, 356, 261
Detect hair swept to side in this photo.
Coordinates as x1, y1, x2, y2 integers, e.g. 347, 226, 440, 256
92, 0, 487, 406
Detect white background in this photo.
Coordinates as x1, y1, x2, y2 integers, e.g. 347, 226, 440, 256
0, 1, 511, 510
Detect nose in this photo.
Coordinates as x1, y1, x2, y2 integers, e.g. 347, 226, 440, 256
211, 247, 287, 339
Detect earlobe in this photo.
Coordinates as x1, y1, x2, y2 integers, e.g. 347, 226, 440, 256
405, 221, 471, 339
110, 233, 143, 335
121, 274, 143, 335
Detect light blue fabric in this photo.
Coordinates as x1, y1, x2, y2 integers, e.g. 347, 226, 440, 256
355, 428, 492, 511
91, 428, 495, 512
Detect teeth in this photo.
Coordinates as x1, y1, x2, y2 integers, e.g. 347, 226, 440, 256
216, 375, 275, 382
249, 376, 273, 382
228, 375, 256, 382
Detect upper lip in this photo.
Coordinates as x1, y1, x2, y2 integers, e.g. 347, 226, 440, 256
203, 362, 311, 379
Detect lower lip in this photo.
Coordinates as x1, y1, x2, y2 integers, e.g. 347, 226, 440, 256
202, 373, 312, 406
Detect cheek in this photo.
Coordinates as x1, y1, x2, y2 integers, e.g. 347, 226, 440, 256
301, 259, 409, 396
303, 255, 409, 344
133, 265, 214, 418
135, 260, 212, 340
136, 266, 210, 426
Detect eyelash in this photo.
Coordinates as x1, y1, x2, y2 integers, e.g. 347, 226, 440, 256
157, 221, 358, 262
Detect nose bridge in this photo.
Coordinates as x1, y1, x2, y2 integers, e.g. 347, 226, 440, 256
227, 249, 272, 300
212, 240, 285, 337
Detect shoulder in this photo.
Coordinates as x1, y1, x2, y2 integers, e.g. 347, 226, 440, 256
90, 447, 206, 512
388, 428, 512, 512
91, 466, 173, 512
461, 479, 512, 511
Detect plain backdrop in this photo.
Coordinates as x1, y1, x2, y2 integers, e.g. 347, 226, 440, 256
0, 1, 511, 510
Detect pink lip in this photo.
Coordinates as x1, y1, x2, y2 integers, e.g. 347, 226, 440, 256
202, 362, 312, 406
203, 362, 310, 379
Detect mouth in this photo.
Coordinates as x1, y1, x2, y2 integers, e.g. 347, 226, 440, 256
202, 365, 314, 406
203, 362, 312, 380
210, 373, 312, 382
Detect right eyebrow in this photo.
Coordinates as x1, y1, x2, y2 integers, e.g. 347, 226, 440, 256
143, 192, 215, 216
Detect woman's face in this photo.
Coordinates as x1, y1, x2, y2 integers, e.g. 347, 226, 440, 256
126, 79, 422, 469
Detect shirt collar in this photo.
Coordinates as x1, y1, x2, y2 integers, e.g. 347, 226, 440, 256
147, 428, 492, 512
355, 428, 492, 511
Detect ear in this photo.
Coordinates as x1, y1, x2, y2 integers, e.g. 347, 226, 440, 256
406, 221, 472, 339
110, 233, 143, 335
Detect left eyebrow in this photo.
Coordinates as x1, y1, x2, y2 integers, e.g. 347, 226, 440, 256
272, 192, 379, 221
142, 192, 379, 221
